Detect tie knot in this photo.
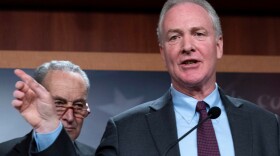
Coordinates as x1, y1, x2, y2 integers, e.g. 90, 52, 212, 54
196, 101, 207, 112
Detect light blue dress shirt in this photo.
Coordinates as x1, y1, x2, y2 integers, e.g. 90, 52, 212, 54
171, 83, 235, 156
33, 122, 63, 151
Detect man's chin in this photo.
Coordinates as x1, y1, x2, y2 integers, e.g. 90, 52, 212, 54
69, 134, 78, 141
65, 130, 78, 140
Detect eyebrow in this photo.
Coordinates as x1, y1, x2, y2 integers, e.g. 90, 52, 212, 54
191, 26, 207, 32
167, 28, 184, 35
52, 96, 87, 104
53, 96, 67, 102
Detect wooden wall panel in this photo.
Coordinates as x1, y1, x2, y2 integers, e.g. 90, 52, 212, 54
222, 16, 280, 55
1, 50, 280, 73
0, 11, 159, 53
0, 10, 279, 55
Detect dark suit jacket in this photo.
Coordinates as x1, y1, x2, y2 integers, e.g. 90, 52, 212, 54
95, 88, 280, 156
0, 129, 95, 156
7, 88, 279, 156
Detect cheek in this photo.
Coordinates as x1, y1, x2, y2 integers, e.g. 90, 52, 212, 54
201, 42, 218, 58
76, 119, 84, 128
164, 46, 178, 62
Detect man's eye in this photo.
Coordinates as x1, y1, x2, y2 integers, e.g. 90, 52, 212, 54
54, 101, 64, 105
194, 32, 207, 40
169, 35, 180, 41
74, 103, 85, 109
195, 32, 205, 36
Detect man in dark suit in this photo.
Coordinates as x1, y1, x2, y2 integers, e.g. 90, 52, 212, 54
96, 0, 280, 156
0, 60, 95, 156
94, 0, 280, 155
8, 0, 280, 155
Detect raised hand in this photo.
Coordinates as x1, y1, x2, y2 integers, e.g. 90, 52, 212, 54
12, 69, 59, 133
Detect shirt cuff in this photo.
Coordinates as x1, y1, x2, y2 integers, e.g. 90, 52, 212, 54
33, 122, 63, 152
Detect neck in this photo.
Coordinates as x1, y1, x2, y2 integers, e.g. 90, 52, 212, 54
172, 83, 216, 101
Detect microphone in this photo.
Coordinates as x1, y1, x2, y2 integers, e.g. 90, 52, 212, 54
163, 106, 221, 156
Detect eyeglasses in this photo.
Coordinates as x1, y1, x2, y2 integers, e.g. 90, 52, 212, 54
55, 100, 90, 119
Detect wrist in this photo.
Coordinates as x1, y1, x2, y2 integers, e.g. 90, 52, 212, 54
35, 118, 60, 133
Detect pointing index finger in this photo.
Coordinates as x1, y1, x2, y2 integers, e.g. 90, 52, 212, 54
14, 69, 48, 98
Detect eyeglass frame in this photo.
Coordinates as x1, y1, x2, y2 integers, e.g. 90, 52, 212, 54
54, 98, 91, 119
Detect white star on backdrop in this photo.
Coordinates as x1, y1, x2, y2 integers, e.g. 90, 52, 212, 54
96, 88, 144, 115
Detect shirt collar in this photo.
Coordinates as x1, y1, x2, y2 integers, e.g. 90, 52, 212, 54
171, 83, 221, 123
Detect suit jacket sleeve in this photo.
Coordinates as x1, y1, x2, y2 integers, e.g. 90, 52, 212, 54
30, 128, 77, 156
95, 118, 118, 156
275, 114, 280, 152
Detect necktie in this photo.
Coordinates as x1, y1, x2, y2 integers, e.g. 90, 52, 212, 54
196, 101, 220, 156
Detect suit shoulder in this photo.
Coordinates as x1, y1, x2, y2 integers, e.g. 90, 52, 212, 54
113, 100, 155, 120
0, 132, 30, 147
226, 95, 276, 117
112, 91, 171, 122
0, 135, 28, 154
75, 141, 95, 155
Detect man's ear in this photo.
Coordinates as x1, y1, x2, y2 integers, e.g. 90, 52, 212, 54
159, 43, 166, 65
216, 35, 223, 59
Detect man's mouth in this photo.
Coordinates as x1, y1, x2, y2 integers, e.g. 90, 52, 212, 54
181, 59, 199, 65
65, 127, 75, 131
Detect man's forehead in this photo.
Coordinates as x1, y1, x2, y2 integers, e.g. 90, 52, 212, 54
165, 2, 209, 21
52, 95, 87, 102
163, 3, 213, 31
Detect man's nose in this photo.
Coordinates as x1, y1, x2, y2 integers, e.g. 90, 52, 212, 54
62, 108, 75, 122
181, 36, 195, 54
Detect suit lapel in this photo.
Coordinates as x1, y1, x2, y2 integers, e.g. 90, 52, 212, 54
220, 89, 253, 156
145, 91, 181, 156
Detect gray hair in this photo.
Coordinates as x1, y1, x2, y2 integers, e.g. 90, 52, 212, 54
33, 60, 90, 92
156, 0, 222, 43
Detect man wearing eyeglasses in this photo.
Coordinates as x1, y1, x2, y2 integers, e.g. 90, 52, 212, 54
0, 60, 95, 156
